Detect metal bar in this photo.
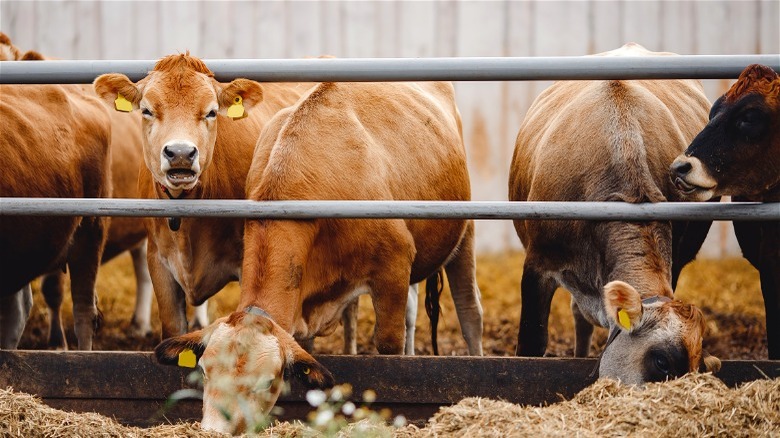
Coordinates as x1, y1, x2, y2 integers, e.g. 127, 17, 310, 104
1, 199, 778, 221
1, 55, 778, 84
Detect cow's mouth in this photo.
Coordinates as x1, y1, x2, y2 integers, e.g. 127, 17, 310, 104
166, 169, 197, 185
673, 176, 699, 194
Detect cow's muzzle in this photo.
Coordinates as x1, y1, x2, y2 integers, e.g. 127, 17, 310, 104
161, 142, 199, 186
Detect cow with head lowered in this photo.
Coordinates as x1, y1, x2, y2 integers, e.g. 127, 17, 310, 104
155, 80, 485, 433
93, 54, 313, 341
671, 64, 780, 359
509, 43, 721, 384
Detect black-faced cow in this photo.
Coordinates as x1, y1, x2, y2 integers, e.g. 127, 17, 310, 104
671, 64, 780, 359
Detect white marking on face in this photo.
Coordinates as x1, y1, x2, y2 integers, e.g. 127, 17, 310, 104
199, 320, 286, 434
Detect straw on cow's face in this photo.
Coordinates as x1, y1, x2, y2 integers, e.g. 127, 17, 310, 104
154, 311, 334, 434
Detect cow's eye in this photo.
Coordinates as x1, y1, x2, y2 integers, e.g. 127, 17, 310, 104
654, 354, 670, 375
141, 108, 154, 118
205, 109, 217, 120
736, 109, 768, 138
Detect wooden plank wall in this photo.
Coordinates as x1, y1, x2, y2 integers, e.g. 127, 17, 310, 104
2, 0, 778, 255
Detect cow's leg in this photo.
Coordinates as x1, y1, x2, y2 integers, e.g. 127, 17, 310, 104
404, 284, 418, 355
68, 216, 108, 350
369, 227, 414, 355
342, 298, 358, 355
129, 241, 153, 337
41, 272, 68, 349
516, 255, 558, 357
571, 300, 593, 357
671, 219, 713, 289
147, 242, 188, 339
443, 221, 484, 356
0, 285, 33, 349
190, 301, 209, 331
734, 220, 780, 359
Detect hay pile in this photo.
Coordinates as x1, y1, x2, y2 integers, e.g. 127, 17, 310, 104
2, 374, 778, 437
400, 374, 780, 437
0, 388, 227, 437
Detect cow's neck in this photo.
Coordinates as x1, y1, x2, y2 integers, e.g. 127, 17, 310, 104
600, 222, 673, 299
238, 220, 319, 332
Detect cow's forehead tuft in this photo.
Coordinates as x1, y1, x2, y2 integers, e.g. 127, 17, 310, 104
153, 52, 214, 77
725, 64, 780, 103
664, 300, 706, 371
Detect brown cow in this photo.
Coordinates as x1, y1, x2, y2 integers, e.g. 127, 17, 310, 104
93, 54, 314, 341
14, 48, 157, 347
509, 43, 720, 384
1, 82, 111, 350
155, 80, 484, 433
8, 45, 161, 346
670, 64, 780, 359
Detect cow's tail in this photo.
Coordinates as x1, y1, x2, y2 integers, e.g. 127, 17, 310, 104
424, 269, 445, 355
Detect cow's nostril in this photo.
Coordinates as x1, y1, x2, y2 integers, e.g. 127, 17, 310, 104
163, 144, 198, 163
671, 160, 692, 176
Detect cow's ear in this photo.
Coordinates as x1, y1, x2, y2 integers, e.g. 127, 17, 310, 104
93, 73, 142, 112
284, 339, 335, 389
154, 329, 209, 367
603, 281, 644, 333
700, 350, 722, 373
217, 78, 264, 116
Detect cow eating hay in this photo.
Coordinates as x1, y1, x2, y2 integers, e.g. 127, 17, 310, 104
1, 374, 778, 437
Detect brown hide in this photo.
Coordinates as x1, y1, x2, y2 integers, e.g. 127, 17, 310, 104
103, 110, 146, 260
509, 44, 711, 373
242, 81, 472, 353
0, 83, 111, 349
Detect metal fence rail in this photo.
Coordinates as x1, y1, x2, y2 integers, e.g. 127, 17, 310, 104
1, 54, 779, 84
1, 199, 778, 221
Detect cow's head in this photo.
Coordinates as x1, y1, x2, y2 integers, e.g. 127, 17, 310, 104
671, 64, 780, 200
155, 308, 334, 434
93, 53, 264, 196
598, 281, 720, 385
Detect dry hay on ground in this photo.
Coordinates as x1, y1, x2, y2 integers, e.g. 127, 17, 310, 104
400, 374, 780, 438
0, 388, 225, 438
2, 374, 778, 437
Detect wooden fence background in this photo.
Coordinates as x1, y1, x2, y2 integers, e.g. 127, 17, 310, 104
2, 0, 778, 255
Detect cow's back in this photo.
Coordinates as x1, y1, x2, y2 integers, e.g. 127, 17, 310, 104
510, 76, 709, 244
0, 84, 111, 295
248, 81, 469, 281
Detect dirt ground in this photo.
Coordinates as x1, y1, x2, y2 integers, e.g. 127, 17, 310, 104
18, 251, 767, 360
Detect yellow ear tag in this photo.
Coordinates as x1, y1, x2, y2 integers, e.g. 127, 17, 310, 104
178, 349, 197, 368
618, 309, 632, 330
227, 95, 246, 120
114, 94, 133, 112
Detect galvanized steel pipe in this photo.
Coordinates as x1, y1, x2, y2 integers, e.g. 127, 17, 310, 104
1, 55, 778, 84
1, 199, 778, 221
